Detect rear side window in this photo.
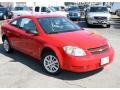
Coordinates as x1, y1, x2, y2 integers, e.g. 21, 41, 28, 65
11, 20, 17, 26
10, 19, 20, 27
19, 18, 37, 32
10, 18, 37, 32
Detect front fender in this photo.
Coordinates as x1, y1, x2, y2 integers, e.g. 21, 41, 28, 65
41, 44, 64, 68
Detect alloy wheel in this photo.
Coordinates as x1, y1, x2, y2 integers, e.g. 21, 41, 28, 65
43, 55, 59, 73
3, 39, 10, 52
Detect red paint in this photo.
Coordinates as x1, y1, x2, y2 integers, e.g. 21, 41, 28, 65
1, 14, 114, 72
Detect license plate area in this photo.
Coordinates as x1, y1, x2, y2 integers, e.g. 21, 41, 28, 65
101, 56, 109, 65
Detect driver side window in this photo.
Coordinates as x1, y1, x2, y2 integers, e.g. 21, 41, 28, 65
19, 18, 37, 32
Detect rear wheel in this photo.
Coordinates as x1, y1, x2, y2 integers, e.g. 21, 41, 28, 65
3, 38, 13, 53
42, 51, 61, 75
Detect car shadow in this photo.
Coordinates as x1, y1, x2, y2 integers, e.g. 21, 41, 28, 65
0, 43, 103, 80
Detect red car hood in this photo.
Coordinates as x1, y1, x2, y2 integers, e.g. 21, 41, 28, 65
49, 30, 107, 49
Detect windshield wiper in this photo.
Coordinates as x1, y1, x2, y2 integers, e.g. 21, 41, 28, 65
47, 29, 79, 34
47, 31, 60, 34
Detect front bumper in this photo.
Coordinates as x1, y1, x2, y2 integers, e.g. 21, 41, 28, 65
62, 48, 114, 72
67, 14, 81, 20
87, 19, 110, 25
68, 16, 81, 19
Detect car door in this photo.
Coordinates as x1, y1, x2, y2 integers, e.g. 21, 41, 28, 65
17, 17, 41, 59
7, 18, 26, 52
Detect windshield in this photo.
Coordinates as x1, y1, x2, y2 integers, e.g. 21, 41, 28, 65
53, 7, 59, 11
79, 6, 84, 10
49, 7, 56, 12
90, 7, 108, 12
13, 7, 30, 11
68, 6, 80, 11
0, 8, 6, 11
38, 17, 81, 34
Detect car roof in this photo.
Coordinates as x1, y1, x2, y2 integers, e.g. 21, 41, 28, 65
18, 14, 64, 18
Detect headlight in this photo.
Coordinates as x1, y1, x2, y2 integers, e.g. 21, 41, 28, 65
87, 14, 94, 19
77, 13, 80, 16
0, 13, 3, 16
63, 46, 86, 56
88, 16, 94, 20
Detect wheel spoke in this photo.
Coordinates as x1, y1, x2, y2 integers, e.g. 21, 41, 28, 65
52, 60, 58, 64
52, 65, 58, 71
4, 40, 9, 52
43, 55, 59, 73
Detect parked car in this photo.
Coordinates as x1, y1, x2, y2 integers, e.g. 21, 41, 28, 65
110, 2, 120, 15
33, 6, 67, 17
1, 14, 114, 74
49, 6, 68, 17
0, 7, 13, 20
11, 6, 32, 17
85, 6, 111, 27
67, 6, 81, 20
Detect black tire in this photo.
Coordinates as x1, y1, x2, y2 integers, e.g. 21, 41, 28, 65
8, 16, 12, 19
85, 17, 87, 22
116, 11, 120, 17
115, 10, 119, 15
86, 20, 91, 27
41, 51, 61, 75
87, 23, 91, 27
3, 38, 13, 53
107, 24, 111, 28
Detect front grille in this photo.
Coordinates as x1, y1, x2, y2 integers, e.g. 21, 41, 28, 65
69, 13, 78, 16
74, 13, 78, 16
88, 45, 108, 55
94, 17, 107, 20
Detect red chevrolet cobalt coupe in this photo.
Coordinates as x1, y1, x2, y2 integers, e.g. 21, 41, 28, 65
1, 14, 114, 74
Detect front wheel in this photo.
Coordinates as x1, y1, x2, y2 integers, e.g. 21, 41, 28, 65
42, 51, 61, 75
3, 38, 13, 53
86, 20, 91, 27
